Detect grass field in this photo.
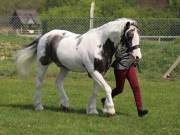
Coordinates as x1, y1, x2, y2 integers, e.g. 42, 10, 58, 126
0, 34, 180, 135
0, 74, 180, 135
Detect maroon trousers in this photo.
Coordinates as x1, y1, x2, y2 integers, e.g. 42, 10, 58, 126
112, 64, 143, 111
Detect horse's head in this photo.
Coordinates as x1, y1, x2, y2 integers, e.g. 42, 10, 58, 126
121, 21, 142, 60
103, 18, 141, 60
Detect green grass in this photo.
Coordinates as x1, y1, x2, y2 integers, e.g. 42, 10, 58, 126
0, 34, 180, 135
0, 73, 180, 135
139, 39, 180, 79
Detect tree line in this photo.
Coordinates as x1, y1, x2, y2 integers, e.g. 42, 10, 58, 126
0, 0, 180, 18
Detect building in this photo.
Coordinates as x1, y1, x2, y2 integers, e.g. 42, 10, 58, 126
10, 9, 41, 35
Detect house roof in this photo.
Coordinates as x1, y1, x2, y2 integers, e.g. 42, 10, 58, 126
13, 9, 41, 25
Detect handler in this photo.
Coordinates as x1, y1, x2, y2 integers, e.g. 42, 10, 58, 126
102, 45, 148, 117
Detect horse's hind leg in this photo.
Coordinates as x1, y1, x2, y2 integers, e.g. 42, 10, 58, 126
56, 67, 69, 112
86, 80, 99, 114
33, 63, 48, 111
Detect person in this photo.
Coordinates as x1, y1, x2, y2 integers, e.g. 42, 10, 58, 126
101, 45, 148, 117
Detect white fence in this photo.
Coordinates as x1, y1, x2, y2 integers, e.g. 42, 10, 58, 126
141, 36, 179, 43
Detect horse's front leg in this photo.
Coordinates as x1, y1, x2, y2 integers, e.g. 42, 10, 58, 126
86, 80, 99, 114
90, 70, 115, 115
56, 67, 69, 112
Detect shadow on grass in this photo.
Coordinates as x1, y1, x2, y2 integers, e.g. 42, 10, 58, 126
44, 105, 87, 115
0, 103, 130, 117
0, 104, 34, 111
0, 103, 86, 115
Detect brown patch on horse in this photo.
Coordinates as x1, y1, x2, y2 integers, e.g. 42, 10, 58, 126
40, 35, 64, 67
94, 38, 115, 75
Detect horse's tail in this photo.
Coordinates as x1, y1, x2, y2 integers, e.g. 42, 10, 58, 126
16, 37, 40, 77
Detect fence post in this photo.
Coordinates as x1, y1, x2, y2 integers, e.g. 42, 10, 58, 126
158, 37, 161, 44
163, 56, 180, 79
90, 0, 95, 29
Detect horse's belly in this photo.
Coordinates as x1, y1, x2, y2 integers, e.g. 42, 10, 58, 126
61, 58, 86, 72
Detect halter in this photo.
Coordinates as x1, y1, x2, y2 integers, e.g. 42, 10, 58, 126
127, 44, 140, 52
121, 23, 140, 53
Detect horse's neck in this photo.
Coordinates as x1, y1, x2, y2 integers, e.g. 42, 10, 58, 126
97, 22, 125, 45
103, 38, 116, 57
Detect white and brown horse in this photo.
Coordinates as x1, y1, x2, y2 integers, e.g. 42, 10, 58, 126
16, 18, 141, 115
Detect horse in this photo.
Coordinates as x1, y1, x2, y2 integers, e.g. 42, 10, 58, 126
16, 18, 142, 115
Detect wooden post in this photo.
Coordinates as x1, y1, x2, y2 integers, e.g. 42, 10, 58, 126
163, 56, 180, 79
90, 0, 95, 29
158, 37, 161, 44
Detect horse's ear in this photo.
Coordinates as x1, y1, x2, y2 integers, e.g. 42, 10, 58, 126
125, 22, 130, 30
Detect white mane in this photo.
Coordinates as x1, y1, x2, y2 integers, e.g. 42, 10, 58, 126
98, 18, 137, 42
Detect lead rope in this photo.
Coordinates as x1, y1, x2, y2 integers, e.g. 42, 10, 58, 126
136, 62, 142, 73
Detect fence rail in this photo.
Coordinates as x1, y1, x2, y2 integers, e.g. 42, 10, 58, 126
141, 36, 179, 43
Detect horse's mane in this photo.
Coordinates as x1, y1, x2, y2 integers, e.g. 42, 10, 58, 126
98, 18, 137, 30
77, 18, 138, 48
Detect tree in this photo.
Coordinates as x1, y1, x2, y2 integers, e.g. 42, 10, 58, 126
44, 0, 80, 11
169, 0, 180, 17
97, 0, 123, 17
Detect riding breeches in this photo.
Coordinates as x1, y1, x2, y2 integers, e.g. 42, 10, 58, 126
112, 64, 143, 111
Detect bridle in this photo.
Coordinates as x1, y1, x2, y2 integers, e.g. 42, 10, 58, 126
127, 44, 140, 52
121, 23, 140, 53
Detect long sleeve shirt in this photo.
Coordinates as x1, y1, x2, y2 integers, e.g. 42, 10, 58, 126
112, 45, 136, 70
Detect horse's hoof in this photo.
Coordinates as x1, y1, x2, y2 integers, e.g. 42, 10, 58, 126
34, 104, 44, 111
106, 113, 116, 117
86, 109, 99, 115
102, 106, 115, 115
60, 104, 69, 112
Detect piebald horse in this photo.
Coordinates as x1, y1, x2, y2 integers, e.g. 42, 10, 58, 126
16, 18, 142, 115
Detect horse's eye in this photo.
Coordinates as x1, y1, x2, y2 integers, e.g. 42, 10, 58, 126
127, 34, 134, 40
127, 32, 134, 39
127, 28, 135, 39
